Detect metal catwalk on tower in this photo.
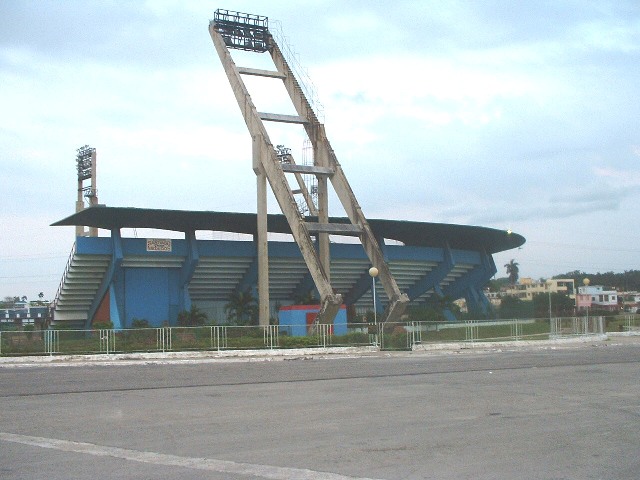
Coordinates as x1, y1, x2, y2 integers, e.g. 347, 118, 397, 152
75, 145, 99, 237
209, 9, 409, 325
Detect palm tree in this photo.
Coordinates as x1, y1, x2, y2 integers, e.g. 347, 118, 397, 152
224, 289, 258, 325
505, 259, 520, 285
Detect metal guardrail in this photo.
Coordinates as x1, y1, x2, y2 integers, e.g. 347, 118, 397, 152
0, 316, 636, 357
624, 314, 640, 332
269, 19, 325, 122
52, 241, 76, 312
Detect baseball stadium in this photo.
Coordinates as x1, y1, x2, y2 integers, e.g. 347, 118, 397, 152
49, 9, 525, 330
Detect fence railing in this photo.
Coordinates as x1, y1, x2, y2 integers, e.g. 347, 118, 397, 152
0, 315, 636, 357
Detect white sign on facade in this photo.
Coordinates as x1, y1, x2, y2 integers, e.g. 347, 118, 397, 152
146, 239, 172, 252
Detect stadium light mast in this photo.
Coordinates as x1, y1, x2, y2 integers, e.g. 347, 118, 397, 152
75, 145, 99, 237
209, 9, 409, 327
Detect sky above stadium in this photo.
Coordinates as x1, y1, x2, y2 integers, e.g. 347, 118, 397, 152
1, 0, 639, 301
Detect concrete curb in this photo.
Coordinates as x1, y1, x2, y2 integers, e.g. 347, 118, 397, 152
0, 346, 380, 367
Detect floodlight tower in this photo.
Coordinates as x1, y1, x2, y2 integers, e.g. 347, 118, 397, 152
209, 9, 409, 326
75, 145, 99, 237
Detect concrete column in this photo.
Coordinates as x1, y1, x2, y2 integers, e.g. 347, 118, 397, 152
317, 175, 330, 281
75, 199, 85, 237
89, 150, 98, 237
254, 137, 270, 326
314, 130, 330, 281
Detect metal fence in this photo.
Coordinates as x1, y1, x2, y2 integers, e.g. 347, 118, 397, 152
0, 315, 636, 357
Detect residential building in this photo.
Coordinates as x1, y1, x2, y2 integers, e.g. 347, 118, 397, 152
0, 306, 50, 327
575, 285, 619, 312
621, 292, 640, 313
502, 278, 575, 301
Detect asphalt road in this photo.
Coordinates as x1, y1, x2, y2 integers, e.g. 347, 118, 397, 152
1, 342, 639, 479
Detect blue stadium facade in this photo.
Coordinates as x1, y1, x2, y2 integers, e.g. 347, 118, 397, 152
51, 207, 525, 328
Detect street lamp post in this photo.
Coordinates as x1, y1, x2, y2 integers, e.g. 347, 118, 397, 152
369, 267, 379, 325
369, 267, 379, 346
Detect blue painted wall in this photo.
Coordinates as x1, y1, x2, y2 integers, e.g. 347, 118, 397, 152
278, 305, 348, 336
76, 235, 495, 328
121, 268, 181, 327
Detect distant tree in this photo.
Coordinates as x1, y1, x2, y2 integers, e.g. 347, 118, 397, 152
504, 260, 520, 285
498, 296, 533, 319
224, 289, 258, 325
532, 292, 575, 318
33, 292, 48, 306
554, 269, 640, 292
20, 295, 27, 302
1, 296, 16, 308
487, 277, 510, 292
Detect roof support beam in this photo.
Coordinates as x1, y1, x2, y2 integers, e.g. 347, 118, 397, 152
444, 248, 495, 307
258, 112, 308, 124
238, 66, 286, 79
179, 230, 199, 312
305, 222, 363, 236
406, 243, 455, 301
281, 164, 333, 176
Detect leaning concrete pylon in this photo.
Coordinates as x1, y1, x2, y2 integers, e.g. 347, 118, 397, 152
209, 9, 409, 326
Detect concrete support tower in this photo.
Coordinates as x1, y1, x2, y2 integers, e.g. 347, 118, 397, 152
209, 9, 409, 326
75, 145, 99, 237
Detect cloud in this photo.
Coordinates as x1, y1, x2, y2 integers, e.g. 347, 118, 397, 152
594, 166, 640, 187
1, 0, 640, 299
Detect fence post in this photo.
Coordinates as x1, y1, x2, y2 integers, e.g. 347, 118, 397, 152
99, 329, 115, 354
45, 329, 59, 355
625, 315, 632, 332
263, 325, 279, 349
465, 320, 477, 343
510, 319, 521, 341
549, 317, 555, 338
367, 323, 378, 347
407, 321, 422, 349
156, 327, 171, 352
598, 316, 604, 335
209, 325, 218, 350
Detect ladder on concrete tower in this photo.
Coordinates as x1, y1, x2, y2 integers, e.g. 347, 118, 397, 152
209, 9, 409, 325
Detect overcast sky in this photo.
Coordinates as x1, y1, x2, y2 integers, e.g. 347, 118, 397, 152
1, 0, 639, 301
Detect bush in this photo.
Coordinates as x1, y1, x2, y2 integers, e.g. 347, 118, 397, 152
177, 306, 207, 327
93, 320, 114, 330
131, 318, 151, 328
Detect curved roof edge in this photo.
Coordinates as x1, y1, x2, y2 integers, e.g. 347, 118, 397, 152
52, 206, 525, 254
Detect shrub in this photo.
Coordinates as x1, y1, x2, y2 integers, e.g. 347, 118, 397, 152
93, 320, 114, 330
131, 318, 151, 328
177, 306, 207, 327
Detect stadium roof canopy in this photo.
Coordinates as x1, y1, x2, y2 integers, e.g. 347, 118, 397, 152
52, 206, 525, 254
